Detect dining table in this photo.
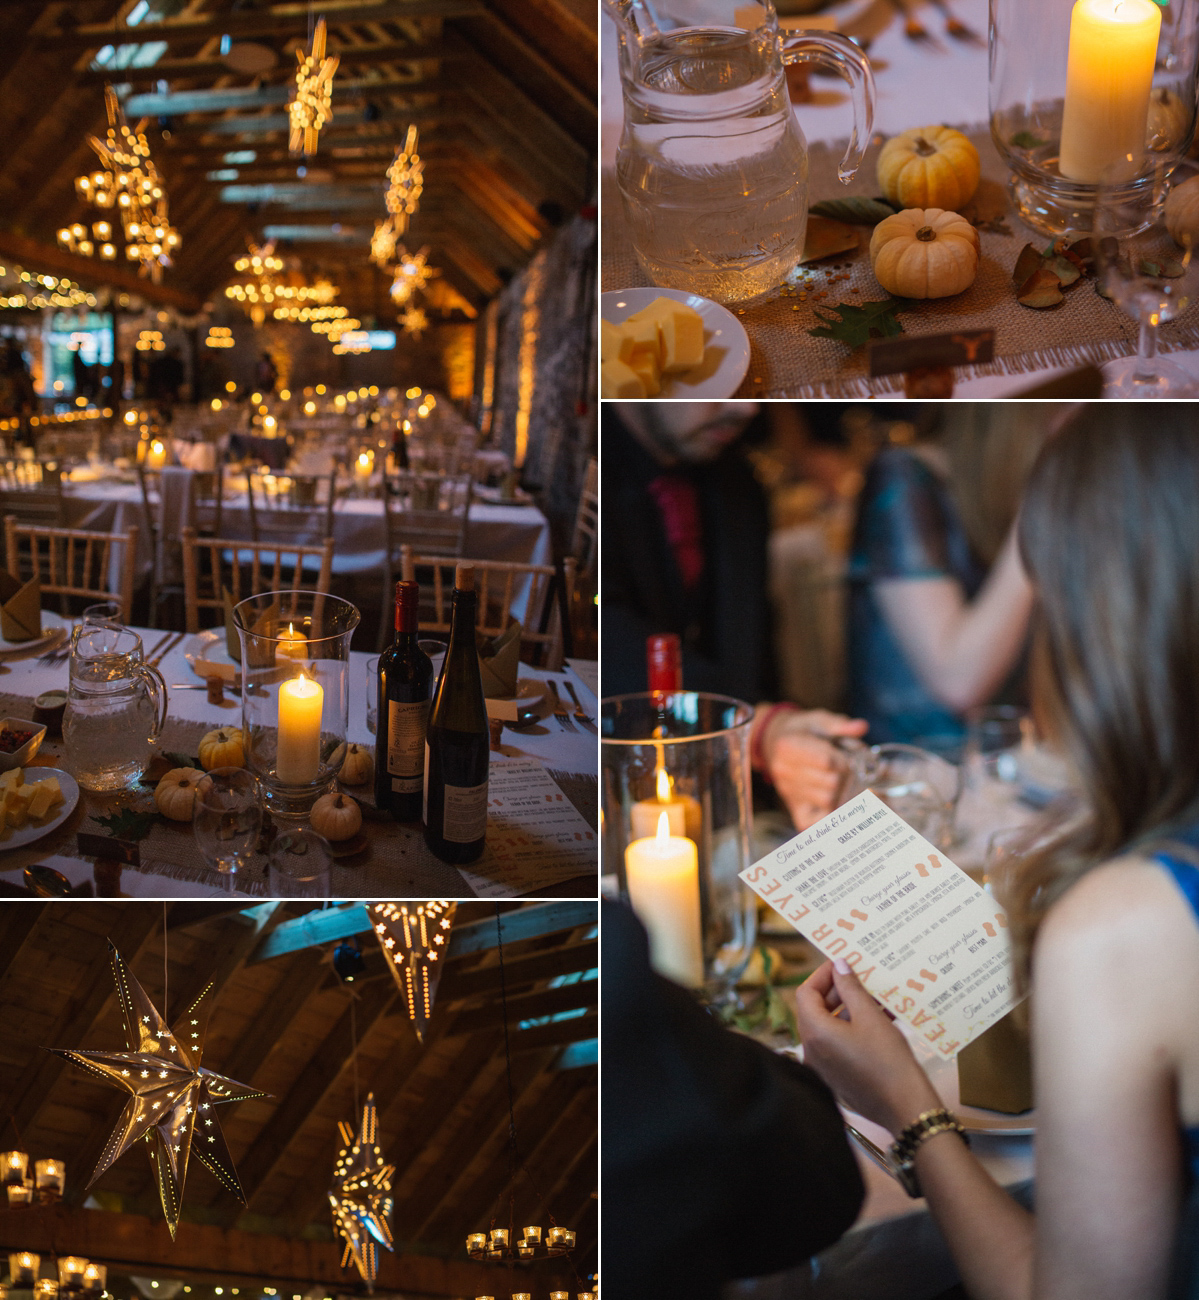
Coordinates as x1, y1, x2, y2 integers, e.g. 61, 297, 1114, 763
600, 0, 1199, 398
0, 622, 597, 900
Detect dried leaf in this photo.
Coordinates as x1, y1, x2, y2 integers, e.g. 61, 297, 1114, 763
1017, 265, 1065, 308
1010, 131, 1046, 150
1140, 256, 1186, 278
95, 807, 160, 842
799, 214, 860, 263
1013, 243, 1043, 287
809, 196, 898, 225
1045, 255, 1081, 287
808, 296, 909, 348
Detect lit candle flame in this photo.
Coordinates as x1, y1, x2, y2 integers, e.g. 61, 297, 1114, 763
656, 810, 671, 842
656, 766, 673, 803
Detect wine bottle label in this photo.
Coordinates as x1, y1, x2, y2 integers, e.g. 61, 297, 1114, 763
387, 699, 428, 790
441, 779, 489, 844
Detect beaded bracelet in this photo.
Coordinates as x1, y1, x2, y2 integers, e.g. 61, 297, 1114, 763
890, 1107, 969, 1198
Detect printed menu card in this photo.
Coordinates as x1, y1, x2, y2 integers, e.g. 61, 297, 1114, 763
740, 791, 1022, 1059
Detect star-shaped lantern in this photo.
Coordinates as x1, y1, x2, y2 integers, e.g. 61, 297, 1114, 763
329, 1093, 395, 1291
399, 304, 429, 339
51, 943, 265, 1237
369, 902, 455, 1041
384, 126, 423, 232
289, 17, 339, 156
370, 218, 399, 270
389, 247, 437, 306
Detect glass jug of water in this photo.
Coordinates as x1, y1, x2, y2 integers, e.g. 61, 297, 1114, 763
608, 0, 875, 307
64, 625, 167, 791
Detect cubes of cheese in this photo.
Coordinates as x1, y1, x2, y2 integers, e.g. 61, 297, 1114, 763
26, 781, 58, 822
0, 771, 64, 833
600, 296, 707, 397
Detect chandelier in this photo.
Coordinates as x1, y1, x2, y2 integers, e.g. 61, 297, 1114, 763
289, 17, 338, 156
65, 86, 180, 281
385, 126, 423, 228
389, 247, 437, 305
225, 242, 284, 325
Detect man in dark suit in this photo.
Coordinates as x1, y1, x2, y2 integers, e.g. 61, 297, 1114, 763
602, 902, 866, 1300
602, 401, 867, 831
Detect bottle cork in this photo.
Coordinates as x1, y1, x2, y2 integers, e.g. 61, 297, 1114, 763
455, 562, 475, 591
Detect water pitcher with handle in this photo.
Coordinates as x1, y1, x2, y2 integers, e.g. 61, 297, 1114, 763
608, 0, 875, 307
64, 625, 167, 791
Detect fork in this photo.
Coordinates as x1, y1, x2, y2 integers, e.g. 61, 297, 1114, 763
560, 678, 597, 734
926, 0, 985, 45
545, 680, 577, 733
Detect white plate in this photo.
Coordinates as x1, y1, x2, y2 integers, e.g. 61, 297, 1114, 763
601, 287, 752, 399
0, 610, 72, 659
182, 629, 239, 680
0, 768, 80, 850
484, 678, 548, 722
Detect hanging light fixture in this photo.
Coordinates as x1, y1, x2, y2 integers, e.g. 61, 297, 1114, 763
384, 126, 423, 231
389, 247, 437, 305
368, 902, 455, 1042
465, 908, 581, 1295
399, 305, 429, 339
289, 17, 338, 156
329, 1093, 394, 1291
66, 87, 180, 281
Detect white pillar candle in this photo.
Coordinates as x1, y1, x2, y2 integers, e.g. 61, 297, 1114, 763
276, 673, 323, 785
1058, 0, 1162, 184
629, 767, 703, 842
275, 623, 309, 661
145, 439, 167, 469
625, 812, 704, 987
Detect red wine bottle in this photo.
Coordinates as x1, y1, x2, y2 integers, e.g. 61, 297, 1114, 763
375, 579, 433, 820
647, 633, 682, 693
423, 563, 489, 863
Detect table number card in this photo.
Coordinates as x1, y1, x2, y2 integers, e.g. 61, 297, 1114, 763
740, 790, 1022, 1059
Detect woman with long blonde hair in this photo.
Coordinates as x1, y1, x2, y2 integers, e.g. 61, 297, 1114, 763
797, 411, 1199, 1300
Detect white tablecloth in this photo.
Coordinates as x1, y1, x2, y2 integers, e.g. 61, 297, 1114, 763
0, 627, 597, 898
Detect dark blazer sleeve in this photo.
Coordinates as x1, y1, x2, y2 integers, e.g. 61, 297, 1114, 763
602, 902, 865, 1300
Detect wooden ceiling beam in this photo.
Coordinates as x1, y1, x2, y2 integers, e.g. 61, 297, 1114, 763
0, 902, 45, 990
0, 1204, 504, 1296
441, 938, 598, 1002
80, 49, 460, 86
446, 979, 597, 1038
38, 2, 484, 53
509, 1012, 598, 1054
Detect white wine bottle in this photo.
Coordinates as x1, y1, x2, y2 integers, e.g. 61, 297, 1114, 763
423, 563, 489, 863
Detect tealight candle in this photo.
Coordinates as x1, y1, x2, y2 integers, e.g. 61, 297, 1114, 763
34, 1158, 64, 1194
57, 1258, 87, 1291
10, 1253, 39, 1286
629, 766, 702, 841
34, 1282, 57, 1300
1, 1151, 27, 1186
82, 1266, 105, 1294
490, 1228, 508, 1247
146, 438, 167, 469
466, 1233, 487, 1253
522, 1225, 542, 1244
1058, 0, 1161, 183
7, 1180, 32, 1205
276, 673, 323, 785
354, 450, 374, 483
625, 813, 704, 987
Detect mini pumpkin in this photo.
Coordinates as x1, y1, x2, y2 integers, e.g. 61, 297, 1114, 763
310, 791, 362, 841
330, 741, 374, 786
877, 125, 980, 212
1148, 87, 1191, 154
198, 726, 245, 771
1165, 174, 1199, 249
154, 767, 206, 821
870, 208, 980, 299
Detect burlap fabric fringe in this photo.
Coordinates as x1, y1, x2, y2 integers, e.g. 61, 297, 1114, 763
4, 697, 595, 897
602, 123, 1199, 397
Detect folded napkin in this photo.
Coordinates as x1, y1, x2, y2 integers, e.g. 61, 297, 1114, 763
478, 619, 521, 698
0, 570, 40, 641
155, 466, 197, 587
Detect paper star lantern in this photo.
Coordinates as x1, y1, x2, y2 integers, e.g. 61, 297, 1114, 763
389, 247, 437, 305
370, 218, 399, 270
369, 902, 455, 1041
51, 943, 265, 1237
399, 305, 429, 339
289, 17, 339, 155
329, 1093, 394, 1290
384, 126, 423, 231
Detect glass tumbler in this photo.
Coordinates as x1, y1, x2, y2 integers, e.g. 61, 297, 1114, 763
268, 827, 333, 897
193, 768, 262, 878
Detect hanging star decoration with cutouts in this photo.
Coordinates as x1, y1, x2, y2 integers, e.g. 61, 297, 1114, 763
50, 942, 266, 1238
289, 16, 339, 156
329, 1093, 395, 1291
369, 901, 456, 1042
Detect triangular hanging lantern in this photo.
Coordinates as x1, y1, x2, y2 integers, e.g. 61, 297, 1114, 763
368, 902, 456, 1042
329, 1093, 394, 1291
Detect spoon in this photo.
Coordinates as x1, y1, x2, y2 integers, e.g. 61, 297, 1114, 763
24, 864, 91, 897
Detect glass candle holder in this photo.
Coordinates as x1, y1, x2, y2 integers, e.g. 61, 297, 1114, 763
56, 1260, 87, 1292
34, 1158, 64, 1197
33, 1283, 57, 1300
489, 1228, 508, 1247
81, 1266, 105, 1295
233, 591, 360, 817
466, 1233, 487, 1255
602, 692, 757, 997
9, 1254, 39, 1286
522, 1226, 542, 1244
990, 0, 1199, 235
1, 1151, 27, 1187
6, 1179, 32, 1206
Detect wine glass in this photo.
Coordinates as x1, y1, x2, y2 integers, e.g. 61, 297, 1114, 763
268, 826, 333, 897
841, 743, 961, 850
194, 768, 262, 881
1093, 162, 1199, 397
366, 656, 379, 735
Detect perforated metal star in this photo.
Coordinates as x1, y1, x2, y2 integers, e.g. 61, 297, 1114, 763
369, 902, 456, 1041
329, 1093, 394, 1290
51, 942, 265, 1237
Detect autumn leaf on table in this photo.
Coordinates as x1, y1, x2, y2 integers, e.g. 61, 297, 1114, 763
808, 296, 910, 348
95, 806, 160, 842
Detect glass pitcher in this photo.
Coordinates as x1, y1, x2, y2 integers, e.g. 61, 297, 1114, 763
64, 625, 167, 792
608, 0, 875, 307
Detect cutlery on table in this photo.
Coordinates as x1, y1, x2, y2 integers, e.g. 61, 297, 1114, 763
845, 1122, 902, 1182
148, 631, 184, 667
927, 0, 985, 44
141, 630, 173, 664
560, 678, 597, 733
24, 864, 92, 897
170, 681, 242, 695
545, 680, 577, 733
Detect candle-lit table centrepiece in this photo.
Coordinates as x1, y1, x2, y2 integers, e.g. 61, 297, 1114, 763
990, 0, 1199, 235
602, 691, 756, 996
233, 591, 359, 818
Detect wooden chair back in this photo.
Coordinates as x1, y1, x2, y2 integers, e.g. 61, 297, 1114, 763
571, 456, 597, 579
4, 516, 138, 622
0, 460, 66, 528
382, 471, 472, 558
399, 546, 576, 669
246, 469, 336, 546
181, 526, 335, 633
